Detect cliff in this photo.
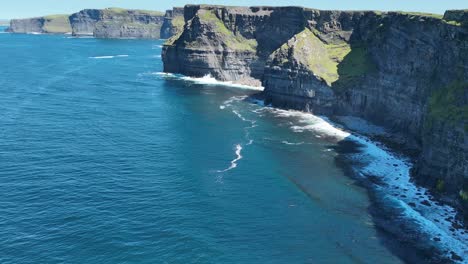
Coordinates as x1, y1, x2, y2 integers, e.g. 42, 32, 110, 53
8, 7, 182, 39
162, 5, 468, 219
69, 8, 165, 38
161, 7, 185, 39
8, 15, 71, 33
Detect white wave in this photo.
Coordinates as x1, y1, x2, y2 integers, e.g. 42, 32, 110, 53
89, 55, 129, 59
154, 72, 264, 91
151, 45, 164, 49
258, 106, 468, 261
218, 144, 243, 172
282, 141, 305, 145
152, 55, 162, 58
27, 32, 42, 35
67, 36, 94, 39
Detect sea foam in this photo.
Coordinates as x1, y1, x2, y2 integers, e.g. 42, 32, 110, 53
218, 144, 243, 172
154, 72, 264, 91
254, 104, 468, 262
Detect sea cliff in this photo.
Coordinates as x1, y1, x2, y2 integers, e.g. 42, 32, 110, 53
162, 5, 468, 219
8, 15, 71, 33
69, 8, 165, 38
8, 7, 178, 39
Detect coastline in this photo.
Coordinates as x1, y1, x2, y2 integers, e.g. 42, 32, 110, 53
156, 72, 468, 262
252, 100, 467, 263
156, 73, 468, 263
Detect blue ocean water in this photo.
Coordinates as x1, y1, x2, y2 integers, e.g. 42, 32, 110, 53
0, 29, 465, 263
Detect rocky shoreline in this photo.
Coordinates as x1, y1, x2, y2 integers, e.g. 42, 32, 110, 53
162, 5, 467, 223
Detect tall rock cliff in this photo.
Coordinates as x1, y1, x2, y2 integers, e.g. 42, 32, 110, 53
162, 5, 468, 218
69, 8, 165, 38
161, 7, 185, 39
8, 15, 71, 34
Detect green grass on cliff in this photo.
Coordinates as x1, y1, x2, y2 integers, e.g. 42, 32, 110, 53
172, 16, 185, 29
43, 14, 71, 33
428, 81, 468, 129
337, 44, 376, 79
104, 7, 164, 16
294, 29, 344, 85
396, 11, 444, 19
196, 10, 257, 52
270, 28, 375, 86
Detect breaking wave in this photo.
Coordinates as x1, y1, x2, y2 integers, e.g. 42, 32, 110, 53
89, 55, 129, 59
154, 72, 264, 91
252, 101, 467, 262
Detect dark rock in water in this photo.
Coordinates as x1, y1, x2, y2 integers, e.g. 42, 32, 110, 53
408, 202, 416, 207
162, 5, 468, 221
433, 237, 441, 242
421, 200, 431, 206
451, 251, 463, 261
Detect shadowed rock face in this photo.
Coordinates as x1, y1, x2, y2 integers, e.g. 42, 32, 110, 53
69, 8, 165, 38
8, 15, 71, 33
163, 5, 468, 219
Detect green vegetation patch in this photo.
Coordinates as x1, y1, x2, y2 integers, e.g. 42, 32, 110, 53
43, 14, 71, 33
337, 44, 376, 80
269, 28, 376, 87
293, 29, 347, 85
164, 30, 183, 46
396, 11, 444, 19
105, 7, 164, 16
172, 16, 185, 29
428, 81, 468, 128
436, 179, 445, 192
196, 10, 257, 52
460, 189, 468, 201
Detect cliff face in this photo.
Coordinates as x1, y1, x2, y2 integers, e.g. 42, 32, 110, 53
69, 8, 165, 38
161, 7, 185, 39
162, 5, 468, 216
8, 15, 71, 33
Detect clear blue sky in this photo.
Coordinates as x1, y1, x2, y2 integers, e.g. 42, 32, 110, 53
1, 0, 467, 19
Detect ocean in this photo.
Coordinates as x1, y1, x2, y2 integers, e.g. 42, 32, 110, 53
0, 27, 466, 263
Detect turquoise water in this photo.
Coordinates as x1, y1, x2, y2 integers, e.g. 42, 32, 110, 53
0, 29, 462, 263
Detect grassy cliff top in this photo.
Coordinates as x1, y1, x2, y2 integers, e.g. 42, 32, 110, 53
43, 14, 69, 19
104, 7, 164, 16
43, 14, 71, 33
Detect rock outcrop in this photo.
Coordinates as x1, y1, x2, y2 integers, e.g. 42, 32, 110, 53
161, 7, 185, 39
69, 8, 165, 38
163, 5, 468, 218
8, 15, 71, 33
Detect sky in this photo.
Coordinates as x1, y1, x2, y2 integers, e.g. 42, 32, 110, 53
1, 0, 467, 19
